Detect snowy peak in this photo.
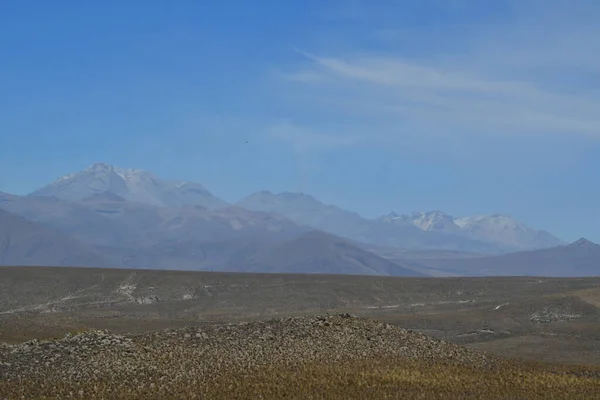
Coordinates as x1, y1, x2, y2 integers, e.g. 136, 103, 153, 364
380, 210, 460, 232
30, 163, 227, 209
410, 211, 461, 233
378, 210, 564, 252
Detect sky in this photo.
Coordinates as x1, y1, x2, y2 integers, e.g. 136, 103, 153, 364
1, 0, 599, 242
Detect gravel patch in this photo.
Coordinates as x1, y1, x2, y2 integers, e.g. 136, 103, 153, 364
3, 314, 592, 399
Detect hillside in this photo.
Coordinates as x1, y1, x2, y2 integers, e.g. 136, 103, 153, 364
417, 238, 600, 277
225, 230, 424, 276
0, 209, 112, 268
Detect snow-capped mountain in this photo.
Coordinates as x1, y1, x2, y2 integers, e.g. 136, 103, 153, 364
29, 163, 228, 209
379, 211, 564, 251
454, 214, 564, 250
23, 164, 565, 254
237, 192, 504, 253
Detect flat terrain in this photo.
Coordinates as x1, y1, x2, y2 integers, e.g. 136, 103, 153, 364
1, 266, 600, 364
1, 266, 600, 398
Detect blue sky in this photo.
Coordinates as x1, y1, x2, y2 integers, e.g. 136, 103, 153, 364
1, 0, 599, 242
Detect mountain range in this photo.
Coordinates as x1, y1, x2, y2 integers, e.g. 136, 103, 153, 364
0, 163, 594, 277
379, 211, 563, 252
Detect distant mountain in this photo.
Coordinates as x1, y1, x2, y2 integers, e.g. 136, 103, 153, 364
454, 214, 564, 250
0, 191, 135, 248
30, 163, 227, 209
379, 211, 564, 252
0, 209, 112, 268
1, 191, 306, 250
418, 238, 600, 277
224, 230, 425, 276
237, 191, 503, 254
380, 211, 462, 234
97, 235, 282, 271
1, 163, 570, 274
237, 191, 375, 235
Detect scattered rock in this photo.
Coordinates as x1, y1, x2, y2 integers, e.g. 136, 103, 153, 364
0, 315, 508, 397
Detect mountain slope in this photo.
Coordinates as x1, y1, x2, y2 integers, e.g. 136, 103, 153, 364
237, 191, 502, 253
379, 211, 564, 252
420, 238, 600, 277
236, 191, 376, 235
1, 191, 306, 250
225, 230, 426, 276
30, 163, 227, 209
0, 209, 112, 267
0, 191, 135, 248
454, 214, 564, 250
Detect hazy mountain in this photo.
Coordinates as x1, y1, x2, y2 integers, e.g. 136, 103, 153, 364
454, 214, 564, 250
1, 191, 305, 250
0, 191, 135, 248
224, 230, 426, 276
418, 238, 600, 277
236, 191, 376, 235
237, 191, 503, 253
30, 163, 227, 209
379, 211, 564, 252
0, 209, 112, 267
381, 211, 462, 234
97, 235, 290, 271
2, 163, 569, 273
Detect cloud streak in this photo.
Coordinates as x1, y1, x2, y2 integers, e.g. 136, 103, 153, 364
271, 0, 600, 153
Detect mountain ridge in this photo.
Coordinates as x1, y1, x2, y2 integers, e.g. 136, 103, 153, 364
410, 238, 600, 277
0, 163, 571, 273
379, 210, 564, 252
30, 163, 228, 210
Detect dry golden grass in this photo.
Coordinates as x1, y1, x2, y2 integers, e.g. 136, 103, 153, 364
2, 358, 600, 399
2, 315, 600, 399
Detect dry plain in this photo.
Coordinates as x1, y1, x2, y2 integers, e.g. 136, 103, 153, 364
1, 266, 600, 398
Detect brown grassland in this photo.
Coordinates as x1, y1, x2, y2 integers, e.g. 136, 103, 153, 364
3, 352, 600, 399
1, 267, 600, 398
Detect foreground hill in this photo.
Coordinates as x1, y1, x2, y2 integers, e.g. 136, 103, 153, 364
0, 209, 112, 268
2, 315, 599, 399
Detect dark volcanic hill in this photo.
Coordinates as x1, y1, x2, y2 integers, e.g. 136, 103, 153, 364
421, 238, 600, 277
0, 209, 112, 268
225, 230, 425, 276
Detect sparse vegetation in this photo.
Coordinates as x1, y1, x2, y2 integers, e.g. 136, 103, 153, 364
2, 267, 600, 398
1, 315, 599, 399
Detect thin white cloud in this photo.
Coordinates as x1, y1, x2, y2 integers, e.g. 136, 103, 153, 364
271, 0, 600, 152
282, 52, 600, 135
